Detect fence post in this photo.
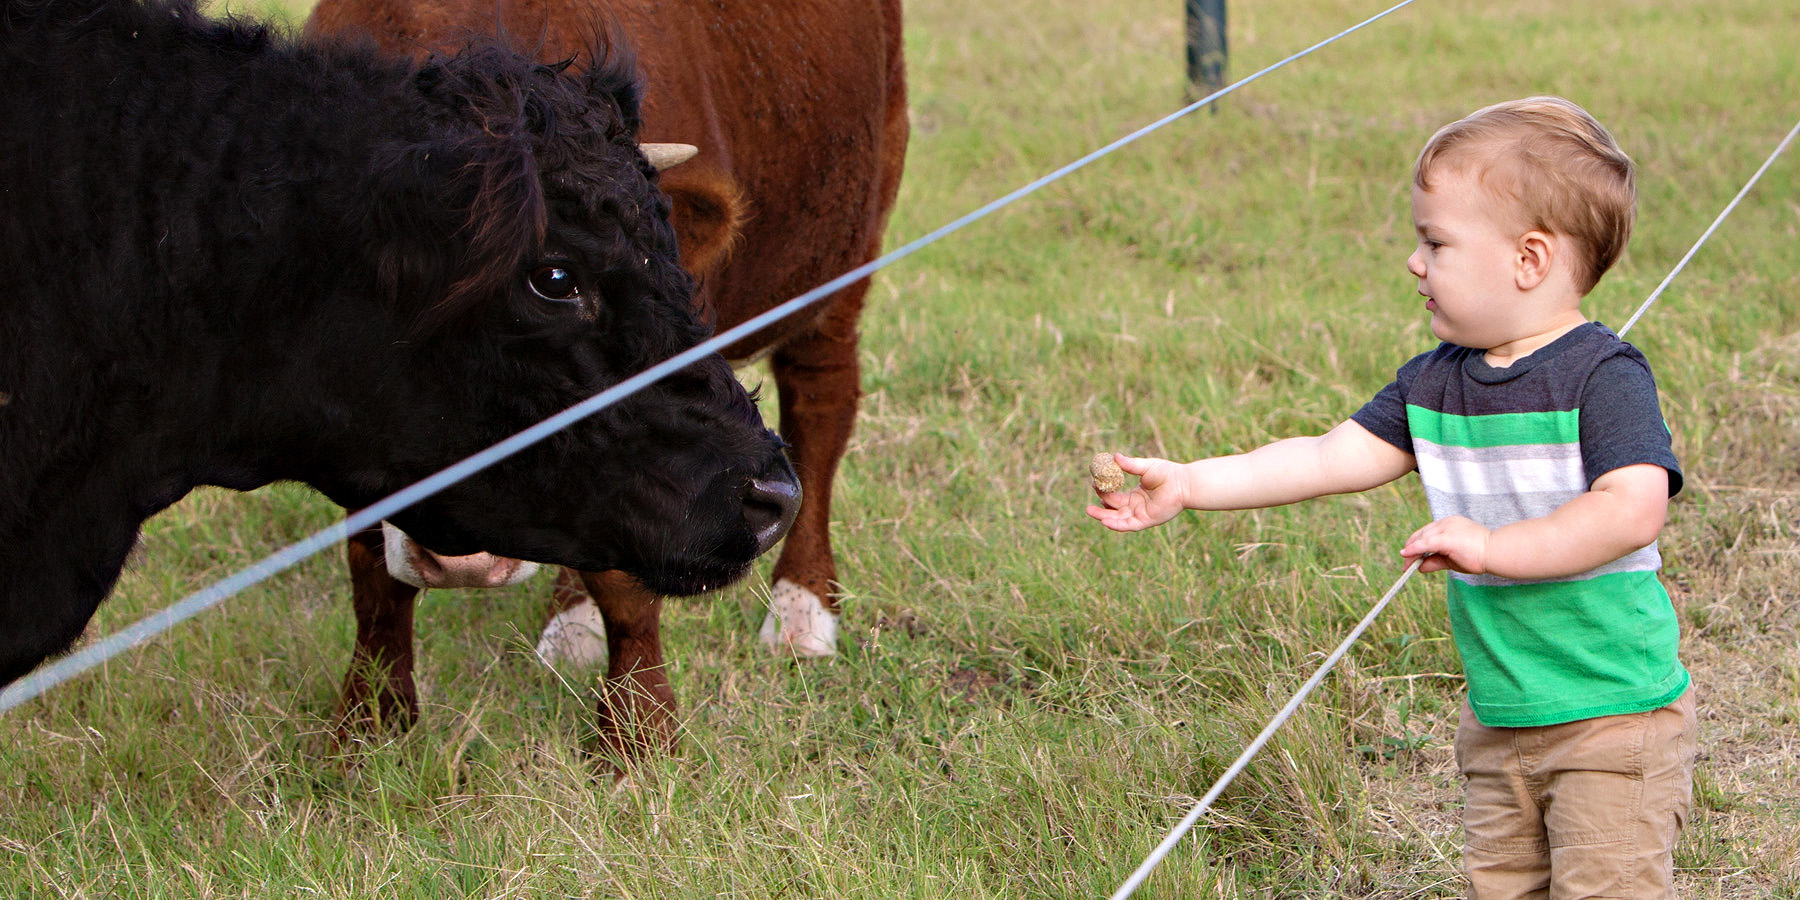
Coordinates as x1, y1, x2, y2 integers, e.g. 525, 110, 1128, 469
1185, 0, 1227, 104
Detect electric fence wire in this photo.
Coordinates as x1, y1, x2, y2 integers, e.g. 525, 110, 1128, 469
1105, 112, 1800, 900
1619, 117, 1800, 339
0, 0, 1424, 715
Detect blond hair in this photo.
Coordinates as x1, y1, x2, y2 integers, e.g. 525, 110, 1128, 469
1415, 96, 1635, 294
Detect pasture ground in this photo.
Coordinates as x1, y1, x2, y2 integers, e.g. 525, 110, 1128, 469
5, 0, 1798, 896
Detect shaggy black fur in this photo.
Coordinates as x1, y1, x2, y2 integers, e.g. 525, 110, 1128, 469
0, 0, 797, 686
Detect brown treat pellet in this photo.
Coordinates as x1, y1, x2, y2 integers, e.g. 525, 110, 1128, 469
1090, 452, 1125, 493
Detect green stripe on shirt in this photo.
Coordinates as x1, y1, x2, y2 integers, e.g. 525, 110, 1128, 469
1407, 407, 1580, 449
1448, 570, 1688, 727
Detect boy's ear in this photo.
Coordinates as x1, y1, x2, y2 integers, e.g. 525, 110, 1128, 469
1514, 230, 1556, 290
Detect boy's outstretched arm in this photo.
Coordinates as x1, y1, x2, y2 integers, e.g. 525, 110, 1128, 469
1400, 463, 1670, 579
1087, 420, 1416, 532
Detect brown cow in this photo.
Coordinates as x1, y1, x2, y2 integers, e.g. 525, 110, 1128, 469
306, 0, 908, 759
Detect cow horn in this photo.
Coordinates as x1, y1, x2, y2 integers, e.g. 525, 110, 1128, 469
641, 142, 699, 171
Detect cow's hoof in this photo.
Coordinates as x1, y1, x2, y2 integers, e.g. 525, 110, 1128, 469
758, 578, 838, 657
535, 597, 609, 668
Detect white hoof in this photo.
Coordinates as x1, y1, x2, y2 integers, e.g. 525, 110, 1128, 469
758, 578, 838, 658
535, 598, 609, 668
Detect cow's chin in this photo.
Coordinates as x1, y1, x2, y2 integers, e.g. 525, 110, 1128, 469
630, 555, 757, 598
383, 514, 762, 599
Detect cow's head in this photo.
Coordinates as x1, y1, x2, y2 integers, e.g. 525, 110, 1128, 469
309, 41, 797, 596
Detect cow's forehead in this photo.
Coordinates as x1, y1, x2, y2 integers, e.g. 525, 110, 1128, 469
543, 156, 673, 243
525, 95, 653, 198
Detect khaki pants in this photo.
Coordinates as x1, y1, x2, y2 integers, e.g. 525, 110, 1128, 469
1455, 689, 1697, 900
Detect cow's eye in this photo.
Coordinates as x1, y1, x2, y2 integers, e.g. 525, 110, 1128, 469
527, 265, 580, 302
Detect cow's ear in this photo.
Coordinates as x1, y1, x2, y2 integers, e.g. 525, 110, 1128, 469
366, 132, 546, 335
663, 168, 745, 279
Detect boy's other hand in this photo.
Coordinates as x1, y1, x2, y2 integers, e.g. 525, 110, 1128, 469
1086, 454, 1188, 532
1402, 515, 1491, 574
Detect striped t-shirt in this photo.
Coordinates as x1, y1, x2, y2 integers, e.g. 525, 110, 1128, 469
1353, 322, 1688, 727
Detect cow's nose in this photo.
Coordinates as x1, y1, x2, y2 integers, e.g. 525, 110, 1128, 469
743, 474, 801, 555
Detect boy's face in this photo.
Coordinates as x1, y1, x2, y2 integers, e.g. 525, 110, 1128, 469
1406, 167, 1532, 349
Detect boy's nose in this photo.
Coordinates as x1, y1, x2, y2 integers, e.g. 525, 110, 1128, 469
1405, 248, 1426, 279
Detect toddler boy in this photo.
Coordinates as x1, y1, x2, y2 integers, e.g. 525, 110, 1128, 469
1089, 96, 1695, 899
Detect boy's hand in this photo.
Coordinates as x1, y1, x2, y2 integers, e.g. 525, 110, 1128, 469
1086, 454, 1189, 532
1087, 425, 1416, 533
1402, 516, 1491, 574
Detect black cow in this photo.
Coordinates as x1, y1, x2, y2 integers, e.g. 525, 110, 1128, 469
0, 0, 798, 690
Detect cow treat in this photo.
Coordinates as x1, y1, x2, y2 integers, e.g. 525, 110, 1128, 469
1090, 452, 1125, 494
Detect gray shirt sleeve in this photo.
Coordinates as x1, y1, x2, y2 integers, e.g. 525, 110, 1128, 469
1352, 378, 1412, 453
1580, 354, 1683, 496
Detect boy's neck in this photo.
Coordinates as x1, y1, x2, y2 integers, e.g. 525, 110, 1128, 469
1481, 308, 1589, 368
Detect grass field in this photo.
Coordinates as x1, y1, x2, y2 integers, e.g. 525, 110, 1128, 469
6, 0, 1799, 897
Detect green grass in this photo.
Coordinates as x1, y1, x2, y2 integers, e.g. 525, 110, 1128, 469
6, 0, 1800, 896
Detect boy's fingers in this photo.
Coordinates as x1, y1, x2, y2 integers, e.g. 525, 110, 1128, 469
1402, 521, 1444, 553
1400, 532, 1442, 565
1086, 505, 1139, 531
1399, 540, 1449, 572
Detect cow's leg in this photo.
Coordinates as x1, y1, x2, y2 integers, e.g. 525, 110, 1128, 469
759, 293, 864, 658
0, 590, 102, 687
336, 524, 421, 737
581, 569, 679, 760
534, 568, 609, 668
2, 520, 140, 685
